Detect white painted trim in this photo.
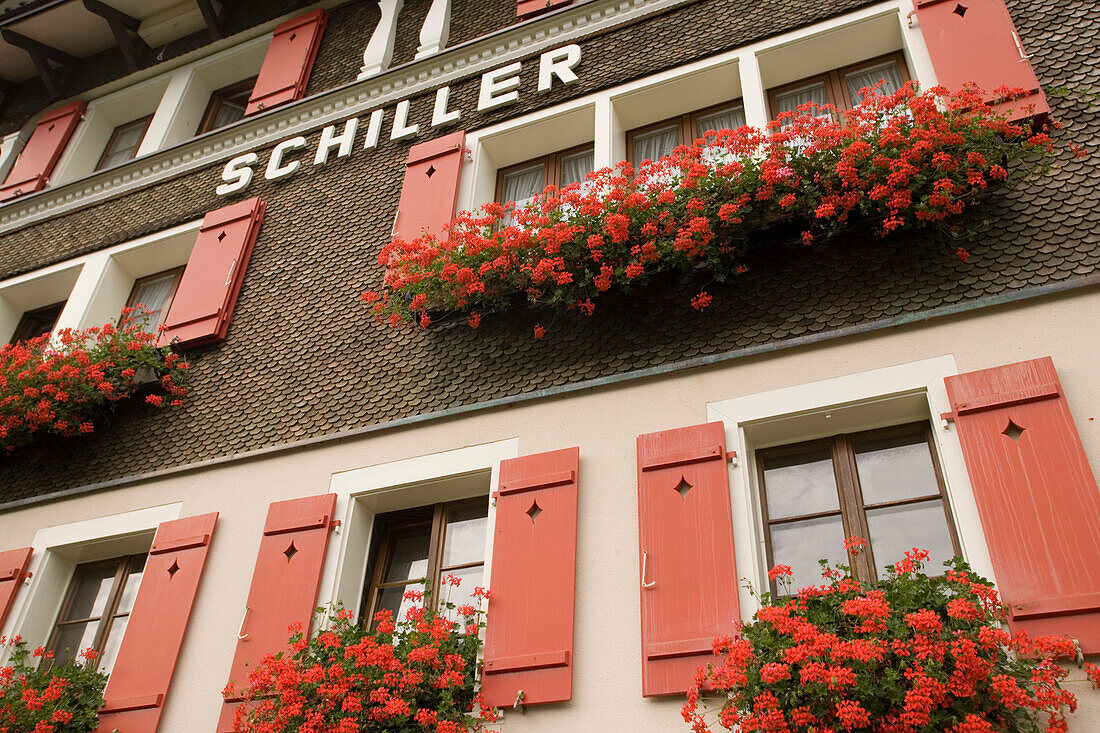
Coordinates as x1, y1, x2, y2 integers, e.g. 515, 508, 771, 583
706, 355, 996, 619
0, 502, 183, 660
320, 439, 519, 617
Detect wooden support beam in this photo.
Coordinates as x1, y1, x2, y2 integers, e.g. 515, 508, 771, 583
194, 0, 224, 40
82, 0, 150, 72
0, 30, 71, 98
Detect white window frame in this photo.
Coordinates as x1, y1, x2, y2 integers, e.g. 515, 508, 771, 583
320, 439, 518, 618
0, 502, 183, 664
706, 355, 996, 618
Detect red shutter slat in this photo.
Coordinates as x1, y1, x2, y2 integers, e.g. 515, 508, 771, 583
95, 513, 219, 733
392, 131, 465, 244
944, 357, 1100, 652
482, 447, 578, 707
0, 547, 32, 630
637, 422, 740, 696
218, 493, 337, 733
911, 0, 1049, 121
0, 101, 85, 202
245, 9, 328, 115
517, 0, 571, 18
159, 197, 266, 348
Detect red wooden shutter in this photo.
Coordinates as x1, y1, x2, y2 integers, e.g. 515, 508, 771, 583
0, 547, 32, 630
245, 9, 328, 115
95, 513, 218, 733
637, 421, 740, 696
0, 101, 85, 202
517, 0, 571, 18
943, 357, 1100, 652
482, 447, 579, 708
218, 493, 337, 733
159, 197, 265, 348
392, 131, 465, 244
911, 0, 1049, 121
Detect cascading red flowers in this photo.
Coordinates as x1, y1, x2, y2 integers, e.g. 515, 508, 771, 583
683, 544, 1089, 733
364, 83, 1055, 334
229, 579, 499, 733
0, 309, 190, 452
0, 637, 106, 733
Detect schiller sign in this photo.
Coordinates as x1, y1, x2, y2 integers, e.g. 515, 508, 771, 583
215, 44, 582, 196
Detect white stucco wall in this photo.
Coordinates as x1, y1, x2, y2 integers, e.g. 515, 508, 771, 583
1, 286, 1098, 731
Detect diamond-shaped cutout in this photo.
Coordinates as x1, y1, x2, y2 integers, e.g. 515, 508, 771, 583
283, 541, 298, 561
526, 500, 542, 522
289, 32, 297, 41
48, 123, 55, 132
953, 3, 967, 16
675, 476, 692, 500
1003, 419, 1026, 444
217, 230, 227, 242
167, 559, 180, 577
425, 165, 436, 178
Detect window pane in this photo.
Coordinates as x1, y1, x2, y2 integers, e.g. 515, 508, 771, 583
441, 503, 488, 568
632, 124, 679, 163
559, 150, 593, 187
382, 529, 431, 583
696, 106, 746, 138
62, 565, 118, 621
770, 515, 847, 591
853, 430, 940, 504
761, 447, 840, 519
130, 273, 178, 333
439, 565, 483, 619
866, 500, 956, 577
98, 616, 128, 674
845, 61, 905, 104
775, 82, 829, 116
114, 561, 145, 616
99, 119, 148, 170
50, 621, 99, 665
375, 582, 424, 626
211, 100, 246, 131
501, 164, 545, 205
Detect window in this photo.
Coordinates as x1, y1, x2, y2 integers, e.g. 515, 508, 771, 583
361, 498, 488, 626
496, 144, 594, 217
768, 52, 910, 120
626, 101, 746, 165
95, 116, 153, 171
124, 266, 185, 334
45, 554, 146, 674
196, 77, 257, 135
756, 422, 959, 592
9, 301, 65, 344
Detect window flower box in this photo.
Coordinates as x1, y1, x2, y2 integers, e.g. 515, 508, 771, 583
364, 84, 1054, 335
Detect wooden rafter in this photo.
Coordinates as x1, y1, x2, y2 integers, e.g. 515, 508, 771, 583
82, 0, 150, 72
0, 29, 74, 97
194, 0, 225, 41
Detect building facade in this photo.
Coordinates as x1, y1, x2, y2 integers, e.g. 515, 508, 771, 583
0, 0, 1097, 730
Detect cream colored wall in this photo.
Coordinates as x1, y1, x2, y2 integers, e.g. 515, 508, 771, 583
2, 286, 1099, 731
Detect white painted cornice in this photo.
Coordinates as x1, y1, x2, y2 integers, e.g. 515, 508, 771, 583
0, 0, 697, 235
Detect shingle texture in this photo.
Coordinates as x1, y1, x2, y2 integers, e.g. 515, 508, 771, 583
0, 0, 1096, 502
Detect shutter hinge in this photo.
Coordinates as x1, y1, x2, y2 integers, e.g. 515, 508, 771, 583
22, 571, 33, 586
513, 689, 526, 713
726, 450, 738, 466
331, 519, 342, 535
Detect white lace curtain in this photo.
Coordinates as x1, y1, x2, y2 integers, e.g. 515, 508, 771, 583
559, 150, 593, 187
500, 164, 545, 226
130, 273, 177, 332
775, 81, 830, 118
844, 61, 905, 104
695, 106, 746, 138
632, 124, 679, 164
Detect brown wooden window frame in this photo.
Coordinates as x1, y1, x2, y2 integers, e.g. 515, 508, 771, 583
124, 266, 186, 332
45, 554, 146, 671
494, 142, 595, 207
94, 115, 154, 172
625, 99, 746, 167
767, 51, 912, 120
196, 77, 258, 136
756, 421, 961, 593
360, 497, 488, 625
9, 301, 65, 345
